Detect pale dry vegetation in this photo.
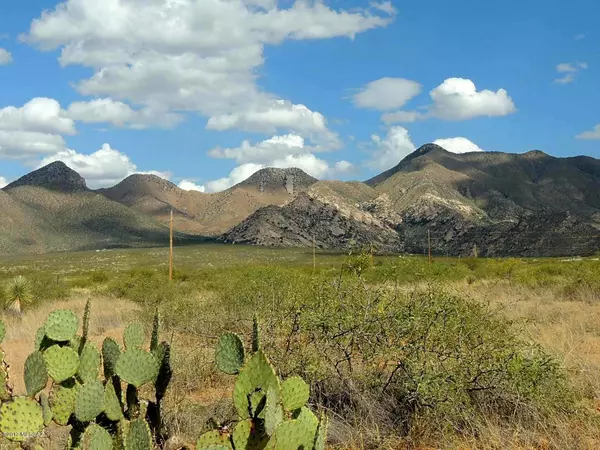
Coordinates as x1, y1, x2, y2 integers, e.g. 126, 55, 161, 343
1, 247, 600, 449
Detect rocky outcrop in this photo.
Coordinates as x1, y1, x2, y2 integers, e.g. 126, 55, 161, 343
221, 192, 402, 252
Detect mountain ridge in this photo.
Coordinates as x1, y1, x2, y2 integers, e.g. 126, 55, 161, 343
3, 144, 600, 257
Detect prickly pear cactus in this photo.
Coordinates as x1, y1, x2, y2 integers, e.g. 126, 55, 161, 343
196, 430, 232, 449
104, 382, 124, 422
233, 351, 279, 419
44, 309, 79, 342
24, 351, 48, 396
125, 419, 153, 450
82, 423, 113, 450
78, 342, 101, 383
102, 337, 121, 379
0, 397, 44, 443
123, 323, 145, 350
280, 376, 310, 412
49, 381, 79, 425
115, 348, 159, 388
43, 345, 79, 383
75, 380, 105, 422
216, 333, 245, 376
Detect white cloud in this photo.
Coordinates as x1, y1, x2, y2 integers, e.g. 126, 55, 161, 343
0, 98, 75, 135
376, 78, 516, 123
37, 143, 169, 188
575, 33, 586, 40
576, 124, 600, 140
0, 48, 12, 65
0, 98, 76, 159
352, 77, 422, 111
178, 180, 206, 192
206, 99, 332, 140
206, 163, 265, 193
367, 126, 416, 171
428, 78, 516, 121
24, 0, 394, 136
554, 62, 587, 84
205, 133, 354, 192
0, 131, 67, 159
433, 137, 485, 153
0, 176, 8, 188
67, 98, 183, 129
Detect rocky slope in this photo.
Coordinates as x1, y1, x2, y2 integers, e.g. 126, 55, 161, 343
221, 192, 402, 252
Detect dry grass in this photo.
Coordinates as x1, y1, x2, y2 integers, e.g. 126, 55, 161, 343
2, 272, 600, 449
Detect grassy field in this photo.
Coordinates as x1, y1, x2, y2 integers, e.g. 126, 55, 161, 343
1, 244, 600, 449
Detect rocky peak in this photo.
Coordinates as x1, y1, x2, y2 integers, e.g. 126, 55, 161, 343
234, 168, 318, 194
3, 161, 88, 192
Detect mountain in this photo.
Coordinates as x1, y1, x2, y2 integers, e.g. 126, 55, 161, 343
99, 168, 318, 236
222, 192, 402, 252
4, 146, 600, 257
365, 144, 600, 256
4, 161, 88, 192
0, 164, 200, 255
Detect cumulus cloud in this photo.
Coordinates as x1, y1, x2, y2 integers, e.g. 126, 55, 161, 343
23, 0, 395, 136
554, 62, 588, 84
433, 137, 485, 153
0, 176, 8, 188
67, 98, 183, 129
367, 126, 416, 171
178, 180, 206, 192
0, 48, 12, 65
576, 124, 600, 140
352, 77, 422, 111
204, 133, 354, 192
37, 143, 169, 188
0, 98, 75, 135
374, 78, 516, 123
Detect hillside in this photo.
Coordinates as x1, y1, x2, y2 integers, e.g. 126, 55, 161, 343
0, 163, 198, 255
99, 168, 318, 235
221, 192, 402, 252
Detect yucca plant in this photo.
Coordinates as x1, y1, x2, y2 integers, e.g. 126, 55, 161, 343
4, 276, 33, 316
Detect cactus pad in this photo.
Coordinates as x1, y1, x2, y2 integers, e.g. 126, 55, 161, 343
232, 419, 269, 450
39, 393, 53, 426
233, 351, 279, 419
155, 341, 172, 402
75, 380, 105, 422
43, 345, 79, 383
0, 367, 11, 401
104, 381, 124, 421
265, 386, 284, 436
49, 381, 79, 425
24, 350, 48, 396
123, 323, 144, 350
115, 349, 159, 388
250, 390, 267, 419
281, 376, 310, 412
216, 332, 245, 375
83, 423, 113, 450
195, 430, 232, 449
150, 311, 160, 353
252, 314, 260, 353
78, 342, 101, 383
0, 397, 44, 443
34, 326, 53, 351
102, 337, 121, 379
126, 419, 153, 450
313, 412, 328, 450
44, 309, 78, 342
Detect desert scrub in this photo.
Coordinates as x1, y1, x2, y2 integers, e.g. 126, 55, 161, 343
252, 275, 576, 442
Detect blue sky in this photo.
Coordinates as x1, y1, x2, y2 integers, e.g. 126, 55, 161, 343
0, 0, 598, 191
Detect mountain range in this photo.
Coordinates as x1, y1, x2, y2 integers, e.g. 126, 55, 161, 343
2, 143, 600, 257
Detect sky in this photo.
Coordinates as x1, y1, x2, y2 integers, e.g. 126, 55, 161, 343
0, 0, 598, 192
